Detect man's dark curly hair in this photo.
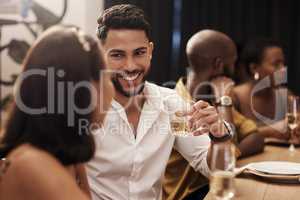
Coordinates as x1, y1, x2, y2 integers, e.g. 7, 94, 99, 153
97, 4, 152, 42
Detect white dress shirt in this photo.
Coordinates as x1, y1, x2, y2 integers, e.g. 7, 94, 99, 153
87, 82, 211, 200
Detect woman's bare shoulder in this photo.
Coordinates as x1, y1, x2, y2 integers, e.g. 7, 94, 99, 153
231, 83, 252, 111
233, 83, 251, 96
7, 144, 64, 176
233, 83, 252, 101
4, 144, 88, 200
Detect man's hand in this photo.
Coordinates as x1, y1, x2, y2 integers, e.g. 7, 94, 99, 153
182, 100, 229, 137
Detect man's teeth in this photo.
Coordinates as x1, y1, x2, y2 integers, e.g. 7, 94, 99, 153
122, 73, 140, 81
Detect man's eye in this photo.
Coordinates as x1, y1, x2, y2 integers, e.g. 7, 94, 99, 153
273, 62, 283, 69
135, 50, 146, 56
110, 53, 124, 58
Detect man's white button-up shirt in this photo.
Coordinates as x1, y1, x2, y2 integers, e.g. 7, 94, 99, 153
87, 82, 211, 200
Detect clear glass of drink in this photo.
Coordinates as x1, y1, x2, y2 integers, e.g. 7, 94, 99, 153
286, 95, 300, 152
170, 100, 194, 137
210, 142, 236, 200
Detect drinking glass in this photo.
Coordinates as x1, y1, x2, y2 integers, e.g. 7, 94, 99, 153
286, 95, 300, 152
170, 100, 194, 137
210, 142, 236, 200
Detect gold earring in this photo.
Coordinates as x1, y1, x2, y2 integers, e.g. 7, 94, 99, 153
254, 72, 260, 80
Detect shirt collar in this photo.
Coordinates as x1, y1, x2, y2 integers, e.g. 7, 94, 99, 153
175, 77, 193, 102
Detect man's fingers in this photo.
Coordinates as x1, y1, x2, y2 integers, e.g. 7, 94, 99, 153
193, 100, 210, 110
188, 106, 216, 125
192, 125, 210, 136
201, 113, 219, 125
190, 113, 219, 131
177, 100, 210, 116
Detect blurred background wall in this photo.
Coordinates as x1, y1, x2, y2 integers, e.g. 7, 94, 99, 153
0, 0, 103, 123
0, 0, 103, 99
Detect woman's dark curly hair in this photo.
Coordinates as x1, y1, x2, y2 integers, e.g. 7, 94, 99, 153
0, 26, 105, 165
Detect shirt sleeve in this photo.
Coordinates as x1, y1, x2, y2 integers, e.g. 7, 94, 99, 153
173, 135, 211, 178
166, 89, 211, 177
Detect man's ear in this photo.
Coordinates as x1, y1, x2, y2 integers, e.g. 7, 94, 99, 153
214, 57, 224, 75
149, 42, 154, 59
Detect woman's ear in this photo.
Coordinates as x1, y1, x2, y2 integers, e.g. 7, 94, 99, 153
249, 63, 258, 75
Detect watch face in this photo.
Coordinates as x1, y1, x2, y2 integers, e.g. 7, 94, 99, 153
221, 96, 232, 106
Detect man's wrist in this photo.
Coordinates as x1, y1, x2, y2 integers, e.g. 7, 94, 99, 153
209, 121, 233, 142
215, 95, 233, 107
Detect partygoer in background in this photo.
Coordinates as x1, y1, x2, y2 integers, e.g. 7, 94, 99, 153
86, 4, 233, 200
232, 38, 290, 140
0, 26, 115, 200
163, 30, 264, 200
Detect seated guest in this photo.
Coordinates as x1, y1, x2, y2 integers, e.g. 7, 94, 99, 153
86, 4, 233, 200
232, 38, 290, 140
163, 30, 264, 200
0, 26, 115, 200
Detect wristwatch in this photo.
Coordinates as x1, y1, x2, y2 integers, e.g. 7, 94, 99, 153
215, 95, 232, 107
209, 120, 234, 142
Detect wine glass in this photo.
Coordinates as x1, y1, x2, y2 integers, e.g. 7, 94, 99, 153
170, 100, 194, 137
286, 95, 300, 152
170, 111, 191, 136
210, 142, 236, 200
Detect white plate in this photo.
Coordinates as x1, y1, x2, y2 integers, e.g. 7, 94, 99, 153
248, 161, 300, 175
246, 168, 300, 184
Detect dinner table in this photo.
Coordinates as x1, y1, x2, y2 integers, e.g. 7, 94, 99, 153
204, 145, 300, 200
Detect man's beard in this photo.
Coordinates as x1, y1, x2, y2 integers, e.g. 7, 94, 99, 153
112, 76, 146, 97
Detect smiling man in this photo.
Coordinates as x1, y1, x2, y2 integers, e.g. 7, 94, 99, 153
105, 29, 152, 98
86, 4, 232, 200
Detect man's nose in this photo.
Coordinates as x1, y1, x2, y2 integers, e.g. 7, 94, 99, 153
124, 57, 138, 70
